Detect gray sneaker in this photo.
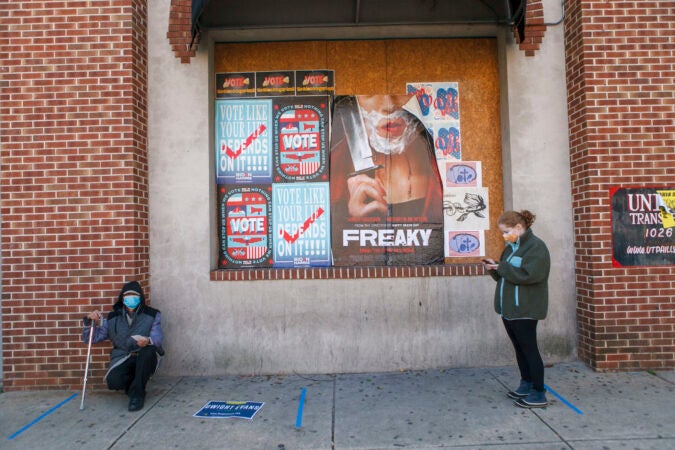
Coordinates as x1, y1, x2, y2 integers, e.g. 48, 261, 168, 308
507, 380, 532, 400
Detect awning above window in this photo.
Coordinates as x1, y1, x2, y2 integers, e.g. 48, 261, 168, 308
192, 0, 525, 34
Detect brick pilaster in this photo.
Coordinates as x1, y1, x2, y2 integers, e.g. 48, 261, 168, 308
564, 0, 675, 370
1, 0, 150, 390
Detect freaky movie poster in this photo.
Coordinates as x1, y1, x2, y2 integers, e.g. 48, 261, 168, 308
329, 95, 444, 266
218, 185, 274, 268
215, 71, 333, 268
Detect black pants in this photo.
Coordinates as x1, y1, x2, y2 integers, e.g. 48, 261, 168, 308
502, 318, 544, 392
106, 346, 158, 398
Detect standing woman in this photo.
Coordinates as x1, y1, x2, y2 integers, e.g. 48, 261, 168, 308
482, 210, 551, 408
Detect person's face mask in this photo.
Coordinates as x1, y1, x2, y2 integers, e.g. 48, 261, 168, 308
499, 224, 522, 244
123, 295, 141, 309
503, 232, 518, 243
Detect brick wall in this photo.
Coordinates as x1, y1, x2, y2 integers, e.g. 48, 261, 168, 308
565, 0, 675, 370
518, 0, 547, 56
168, 0, 198, 63
0, 1, 149, 390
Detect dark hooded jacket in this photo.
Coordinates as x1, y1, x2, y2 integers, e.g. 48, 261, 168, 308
83, 281, 164, 380
488, 228, 550, 320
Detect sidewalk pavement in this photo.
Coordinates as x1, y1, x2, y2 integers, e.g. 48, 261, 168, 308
1, 361, 673, 449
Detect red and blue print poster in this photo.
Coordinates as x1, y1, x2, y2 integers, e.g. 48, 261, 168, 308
273, 96, 329, 183
215, 99, 273, 185
272, 182, 331, 268
218, 185, 273, 268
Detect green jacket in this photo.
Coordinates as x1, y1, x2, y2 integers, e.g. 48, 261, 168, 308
489, 228, 550, 320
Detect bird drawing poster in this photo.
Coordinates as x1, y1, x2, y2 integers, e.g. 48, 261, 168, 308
443, 187, 490, 231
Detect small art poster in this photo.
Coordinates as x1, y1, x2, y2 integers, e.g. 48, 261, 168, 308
218, 185, 273, 268
446, 230, 485, 258
445, 161, 482, 188
215, 98, 273, 184
272, 182, 331, 267
406, 82, 460, 121
443, 187, 490, 231
429, 121, 461, 161
273, 96, 329, 182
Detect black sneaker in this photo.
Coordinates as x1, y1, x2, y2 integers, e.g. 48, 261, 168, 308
128, 396, 144, 412
514, 390, 548, 408
506, 380, 532, 400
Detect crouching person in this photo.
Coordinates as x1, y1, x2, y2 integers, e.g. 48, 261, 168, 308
83, 281, 164, 412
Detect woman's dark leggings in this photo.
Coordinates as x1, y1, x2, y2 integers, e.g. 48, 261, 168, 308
502, 318, 544, 392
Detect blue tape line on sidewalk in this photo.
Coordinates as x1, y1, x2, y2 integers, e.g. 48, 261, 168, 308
544, 384, 583, 415
295, 387, 307, 428
8, 393, 78, 440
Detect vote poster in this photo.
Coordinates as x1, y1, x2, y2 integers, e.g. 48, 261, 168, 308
272, 182, 331, 267
273, 96, 329, 182
215, 99, 273, 185
255, 71, 296, 97
295, 70, 335, 97
218, 185, 273, 268
215, 72, 255, 98
329, 95, 444, 266
611, 187, 675, 267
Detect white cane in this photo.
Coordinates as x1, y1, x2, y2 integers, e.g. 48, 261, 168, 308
80, 318, 95, 410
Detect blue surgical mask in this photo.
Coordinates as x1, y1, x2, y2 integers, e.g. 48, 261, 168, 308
123, 295, 141, 309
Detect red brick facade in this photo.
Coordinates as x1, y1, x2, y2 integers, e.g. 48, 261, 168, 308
1, 1, 673, 391
1, 1, 150, 389
168, 0, 198, 63
565, 0, 675, 370
517, 0, 547, 56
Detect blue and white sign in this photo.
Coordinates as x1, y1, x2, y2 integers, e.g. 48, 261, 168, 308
193, 401, 265, 420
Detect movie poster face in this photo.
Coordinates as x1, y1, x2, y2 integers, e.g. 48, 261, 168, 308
273, 96, 329, 182
218, 185, 273, 268
330, 95, 444, 266
611, 187, 675, 267
215, 99, 273, 185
